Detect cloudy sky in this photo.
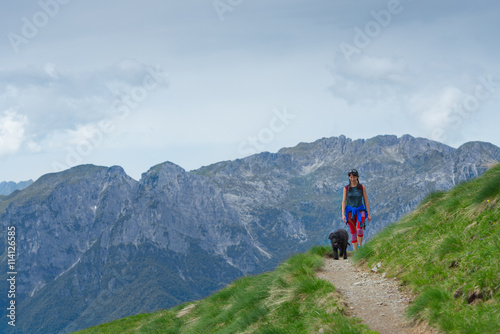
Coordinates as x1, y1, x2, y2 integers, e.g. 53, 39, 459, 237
1, 0, 499, 182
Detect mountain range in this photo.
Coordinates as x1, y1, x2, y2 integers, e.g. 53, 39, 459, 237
1, 134, 499, 333
0, 180, 33, 196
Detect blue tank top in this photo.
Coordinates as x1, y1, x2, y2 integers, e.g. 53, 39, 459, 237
346, 184, 363, 208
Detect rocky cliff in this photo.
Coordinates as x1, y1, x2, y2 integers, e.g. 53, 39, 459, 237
1, 134, 499, 333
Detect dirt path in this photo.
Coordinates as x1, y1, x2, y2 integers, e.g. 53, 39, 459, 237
316, 253, 439, 334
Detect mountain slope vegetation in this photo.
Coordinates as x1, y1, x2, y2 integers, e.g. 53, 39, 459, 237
354, 163, 500, 333
75, 247, 371, 334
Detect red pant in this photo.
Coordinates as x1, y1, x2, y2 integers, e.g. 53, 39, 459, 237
347, 212, 364, 243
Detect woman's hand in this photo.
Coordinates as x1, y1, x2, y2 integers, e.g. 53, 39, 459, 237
342, 214, 346, 223
367, 214, 372, 222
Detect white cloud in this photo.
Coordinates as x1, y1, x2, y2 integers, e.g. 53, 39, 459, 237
2, 85, 20, 99
44, 62, 59, 79
27, 141, 42, 153
0, 110, 28, 157
328, 47, 500, 148
65, 123, 106, 147
328, 53, 410, 104
1, 0, 499, 182
409, 86, 463, 140
336, 54, 409, 81
0, 60, 169, 154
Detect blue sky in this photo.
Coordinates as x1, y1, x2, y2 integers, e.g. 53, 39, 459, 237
1, 0, 499, 181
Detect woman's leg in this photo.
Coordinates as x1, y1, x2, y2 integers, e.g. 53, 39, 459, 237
356, 216, 365, 247
347, 213, 358, 250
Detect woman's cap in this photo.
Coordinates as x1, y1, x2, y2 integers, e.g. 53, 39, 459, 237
348, 169, 359, 177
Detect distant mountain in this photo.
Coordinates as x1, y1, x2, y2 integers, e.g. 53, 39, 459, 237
1, 134, 499, 333
0, 180, 33, 196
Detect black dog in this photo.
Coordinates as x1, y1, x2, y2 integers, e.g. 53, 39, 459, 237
328, 229, 350, 260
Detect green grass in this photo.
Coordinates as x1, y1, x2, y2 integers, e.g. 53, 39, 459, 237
75, 246, 371, 334
353, 163, 500, 334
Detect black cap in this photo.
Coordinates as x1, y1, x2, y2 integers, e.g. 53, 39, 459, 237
348, 169, 358, 177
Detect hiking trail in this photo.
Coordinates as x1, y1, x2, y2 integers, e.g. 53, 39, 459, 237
317, 253, 439, 334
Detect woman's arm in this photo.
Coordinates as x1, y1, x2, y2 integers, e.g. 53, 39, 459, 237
362, 185, 372, 222
341, 187, 347, 223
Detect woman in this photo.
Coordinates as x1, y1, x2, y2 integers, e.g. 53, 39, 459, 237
341, 169, 372, 250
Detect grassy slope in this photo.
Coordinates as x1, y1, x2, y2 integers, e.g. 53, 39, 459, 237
354, 163, 500, 333
75, 246, 373, 334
